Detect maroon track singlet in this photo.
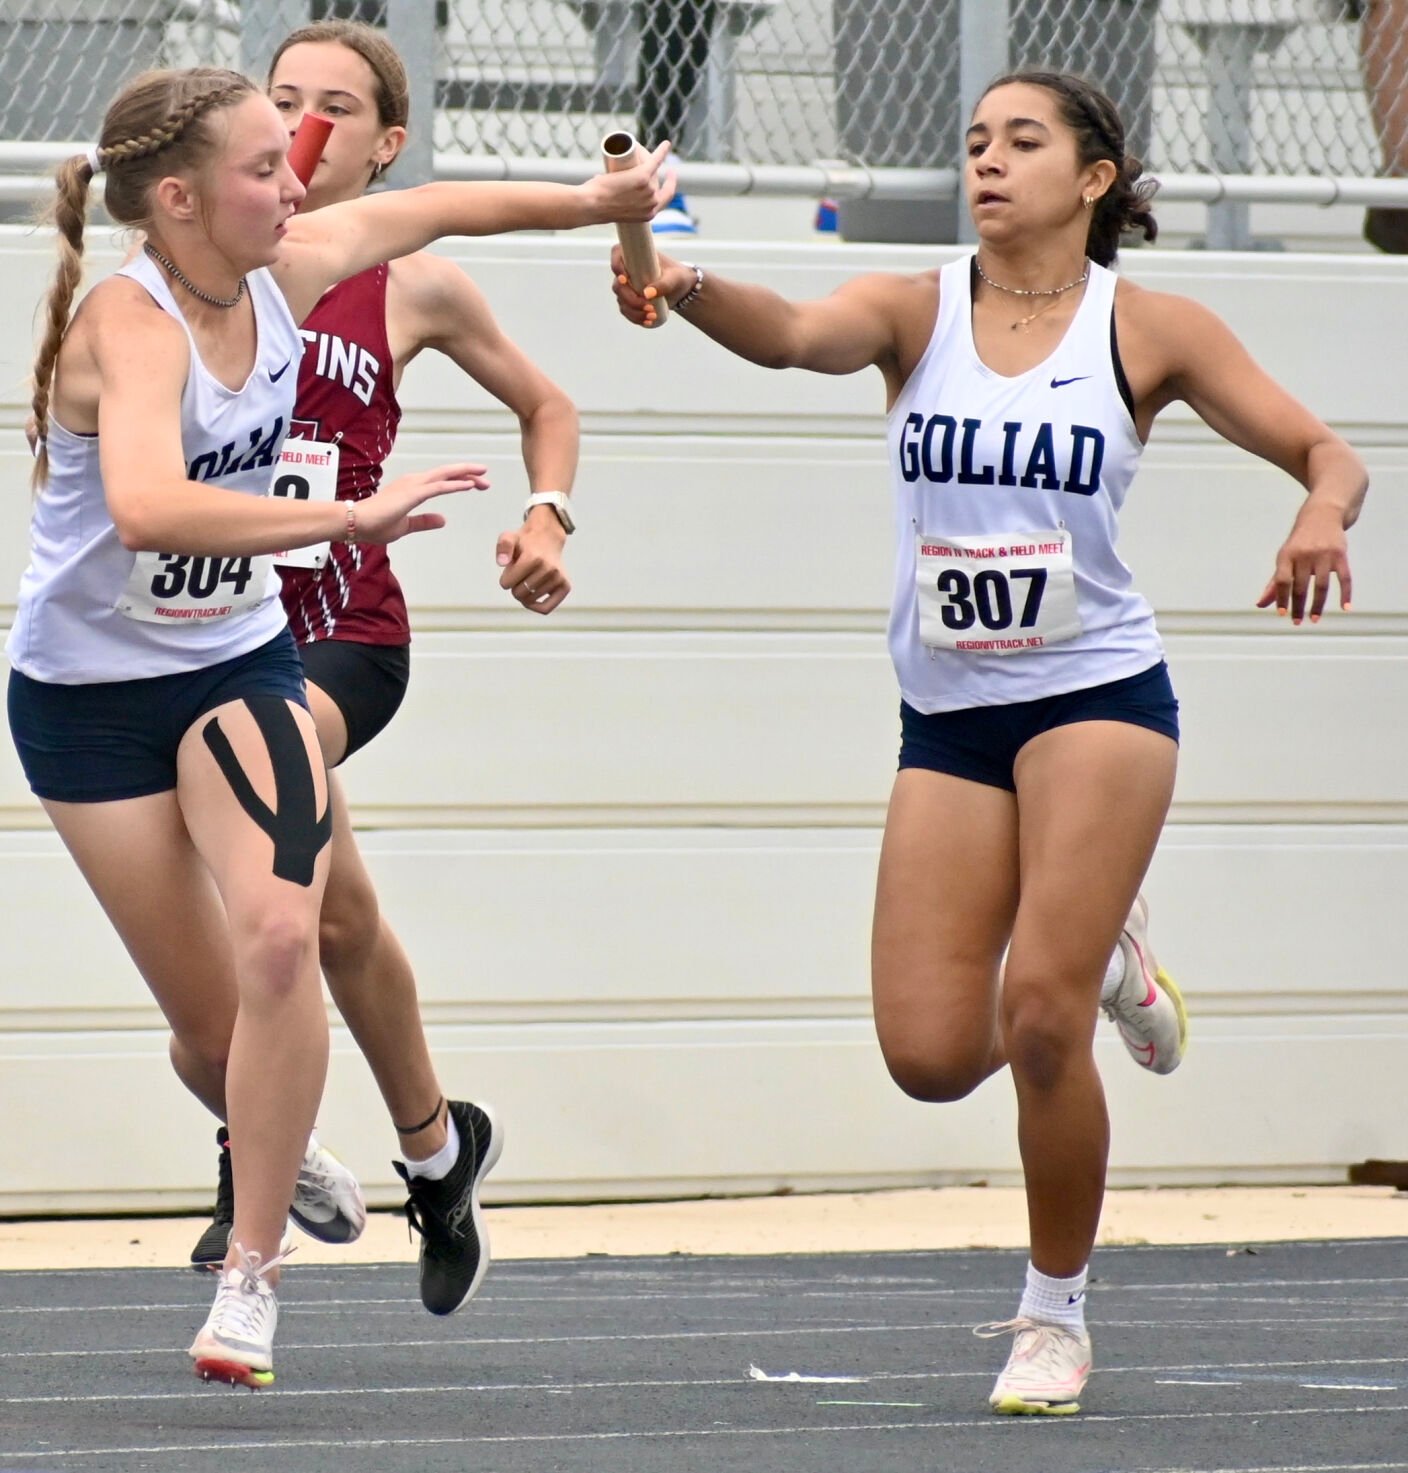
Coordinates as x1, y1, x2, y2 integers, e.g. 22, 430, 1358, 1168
279, 264, 410, 646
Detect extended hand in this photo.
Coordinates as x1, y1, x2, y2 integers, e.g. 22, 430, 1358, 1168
354, 464, 490, 545
584, 140, 675, 224
611, 244, 695, 327
1255, 503, 1352, 624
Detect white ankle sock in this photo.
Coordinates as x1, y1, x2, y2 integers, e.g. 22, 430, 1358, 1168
1099, 945, 1126, 1004
403, 1112, 459, 1181
1018, 1261, 1088, 1332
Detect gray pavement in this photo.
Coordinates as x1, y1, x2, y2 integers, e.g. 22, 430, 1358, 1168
1, 1240, 1405, 1472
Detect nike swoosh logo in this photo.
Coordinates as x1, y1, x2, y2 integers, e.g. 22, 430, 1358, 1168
1050, 375, 1090, 389
1120, 1030, 1157, 1066
269, 360, 292, 382
1128, 939, 1159, 1006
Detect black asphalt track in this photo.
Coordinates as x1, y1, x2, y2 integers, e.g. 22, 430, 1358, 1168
1, 1238, 1405, 1471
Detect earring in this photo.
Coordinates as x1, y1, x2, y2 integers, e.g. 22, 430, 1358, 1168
371, 161, 384, 180
1082, 194, 1095, 209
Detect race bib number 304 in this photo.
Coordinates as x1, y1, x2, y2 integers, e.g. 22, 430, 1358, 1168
271, 439, 340, 570
117, 551, 274, 624
916, 529, 1082, 654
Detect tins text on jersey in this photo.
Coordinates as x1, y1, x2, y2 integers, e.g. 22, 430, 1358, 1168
299, 328, 381, 407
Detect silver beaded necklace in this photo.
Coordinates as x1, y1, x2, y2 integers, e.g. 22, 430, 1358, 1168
974, 257, 1089, 298
143, 242, 246, 310
974, 257, 1090, 331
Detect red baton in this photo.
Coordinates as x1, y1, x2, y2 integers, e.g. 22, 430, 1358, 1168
288, 113, 334, 196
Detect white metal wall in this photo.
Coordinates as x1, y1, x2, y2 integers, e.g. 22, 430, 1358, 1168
0, 229, 1403, 1213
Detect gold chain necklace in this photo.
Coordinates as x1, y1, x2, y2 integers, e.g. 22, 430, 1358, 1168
975, 257, 1089, 331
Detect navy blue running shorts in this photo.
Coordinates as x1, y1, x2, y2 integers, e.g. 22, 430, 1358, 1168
8, 628, 309, 803
898, 660, 1179, 793
297, 638, 410, 763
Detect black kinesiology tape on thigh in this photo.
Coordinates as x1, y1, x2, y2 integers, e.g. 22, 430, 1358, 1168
201, 697, 332, 887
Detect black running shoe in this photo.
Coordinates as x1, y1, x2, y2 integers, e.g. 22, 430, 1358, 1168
394, 1100, 503, 1315
189, 1127, 234, 1272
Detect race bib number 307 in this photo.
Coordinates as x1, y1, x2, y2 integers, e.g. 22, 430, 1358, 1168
916, 529, 1082, 654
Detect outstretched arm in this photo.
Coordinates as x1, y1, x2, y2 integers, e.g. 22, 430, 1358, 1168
95, 286, 349, 554
612, 249, 917, 380
90, 283, 485, 555
275, 144, 673, 322
1144, 291, 1366, 624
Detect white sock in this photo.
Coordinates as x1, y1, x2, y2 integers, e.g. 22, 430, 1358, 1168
1018, 1261, 1088, 1332
1099, 945, 1127, 1004
403, 1112, 460, 1181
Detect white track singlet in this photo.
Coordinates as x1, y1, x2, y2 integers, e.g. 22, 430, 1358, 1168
887, 256, 1163, 713
7, 255, 299, 684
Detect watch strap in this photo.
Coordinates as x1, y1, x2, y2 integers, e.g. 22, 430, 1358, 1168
524, 490, 574, 534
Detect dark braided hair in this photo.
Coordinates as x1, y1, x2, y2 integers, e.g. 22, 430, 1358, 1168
982, 70, 1158, 267
30, 68, 256, 489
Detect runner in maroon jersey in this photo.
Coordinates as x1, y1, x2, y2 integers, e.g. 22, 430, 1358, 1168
186, 19, 581, 1318
278, 261, 417, 650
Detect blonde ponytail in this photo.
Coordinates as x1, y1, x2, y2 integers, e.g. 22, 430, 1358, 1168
27, 67, 256, 490
30, 154, 95, 490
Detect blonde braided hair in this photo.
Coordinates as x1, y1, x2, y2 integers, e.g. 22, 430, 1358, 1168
30, 69, 256, 489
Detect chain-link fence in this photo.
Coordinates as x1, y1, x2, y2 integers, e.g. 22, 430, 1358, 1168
0, 2, 1404, 237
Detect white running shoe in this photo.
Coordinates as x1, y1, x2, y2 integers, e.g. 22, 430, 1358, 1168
1102, 892, 1188, 1075
977, 1317, 1092, 1415
189, 1241, 292, 1388
290, 1135, 367, 1245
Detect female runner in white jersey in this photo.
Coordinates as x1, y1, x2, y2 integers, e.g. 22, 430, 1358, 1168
10, 66, 667, 1389
611, 71, 1365, 1413
177, 19, 582, 1322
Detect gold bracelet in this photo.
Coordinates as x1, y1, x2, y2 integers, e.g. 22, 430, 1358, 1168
343, 500, 357, 543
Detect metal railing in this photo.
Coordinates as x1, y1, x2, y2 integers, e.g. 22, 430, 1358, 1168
0, 1, 1403, 246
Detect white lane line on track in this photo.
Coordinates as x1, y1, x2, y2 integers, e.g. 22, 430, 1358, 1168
4, 1315, 1406, 1366
0, 1319, 960, 1360
4, 1239, 1399, 1282
0, 1313, 1403, 1361
7, 1355, 1408, 1405
1300, 1384, 1398, 1392
0, 1302, 1396, 1337
789, 1275, 1408, 1297
7, 1258, 1407, 1286
1158, 1378, 1398, 1391
1129, 1465, 1408, 1473
3, 1273, 1405, 1314
3, 1403, 1408, 1462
